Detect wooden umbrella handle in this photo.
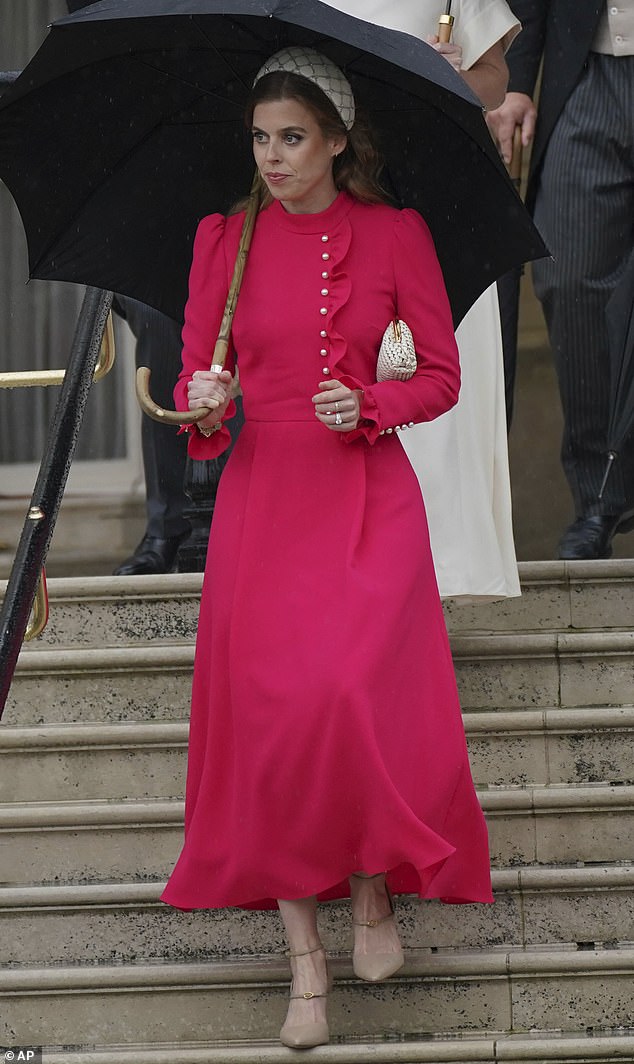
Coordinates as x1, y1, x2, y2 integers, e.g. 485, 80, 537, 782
211, 174, 261, 369
438, 13, 454, 42
135, 366, 216, 425
509, 125, 523, 189
136, 173, 262, 426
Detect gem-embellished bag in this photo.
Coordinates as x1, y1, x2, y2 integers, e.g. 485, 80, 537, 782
376, 320, 417, 382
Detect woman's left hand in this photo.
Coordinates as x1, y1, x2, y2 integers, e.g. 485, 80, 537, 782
312, 379, 361, 432
426, 34, 463, 73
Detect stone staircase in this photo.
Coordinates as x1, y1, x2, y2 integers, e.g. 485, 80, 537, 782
1, 562, 633, 1062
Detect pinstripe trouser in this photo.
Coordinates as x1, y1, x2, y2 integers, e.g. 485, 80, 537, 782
532, 53, 634, 517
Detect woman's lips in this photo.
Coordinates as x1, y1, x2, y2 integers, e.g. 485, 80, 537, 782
266, 173, 289, 183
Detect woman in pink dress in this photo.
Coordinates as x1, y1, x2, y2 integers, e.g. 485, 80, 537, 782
161, 47, 491, 1049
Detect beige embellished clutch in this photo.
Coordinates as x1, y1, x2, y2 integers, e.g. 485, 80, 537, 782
376, 320, 417, 382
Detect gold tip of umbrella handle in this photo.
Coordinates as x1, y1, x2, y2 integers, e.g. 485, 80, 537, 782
438, 13, 454, 42
135, 366, 215, 426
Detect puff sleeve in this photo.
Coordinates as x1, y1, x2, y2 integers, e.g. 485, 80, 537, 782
174, 213, 238, 461
342, 208, 460, 445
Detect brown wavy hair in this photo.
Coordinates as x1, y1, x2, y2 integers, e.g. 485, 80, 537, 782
232, 68, 390, 212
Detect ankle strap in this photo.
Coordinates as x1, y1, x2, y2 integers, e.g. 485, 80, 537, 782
290, 990, 328, 1000
353, 911, 395, 928
285, 943, 325, 959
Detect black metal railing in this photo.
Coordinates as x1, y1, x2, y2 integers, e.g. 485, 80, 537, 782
0, 66, 116, 716
0, 287, 113, 716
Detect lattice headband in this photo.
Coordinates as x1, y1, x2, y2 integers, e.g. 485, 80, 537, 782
254, 46, 355, 131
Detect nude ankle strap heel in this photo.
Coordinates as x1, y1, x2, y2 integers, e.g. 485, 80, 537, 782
351, 875, 405, 982
280, 944, 330, 1049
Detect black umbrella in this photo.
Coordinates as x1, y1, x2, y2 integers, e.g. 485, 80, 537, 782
0, 0, 546, 329
598, 248, 634, 500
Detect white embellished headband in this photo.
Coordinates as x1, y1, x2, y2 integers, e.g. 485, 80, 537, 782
254, 46, 356, 131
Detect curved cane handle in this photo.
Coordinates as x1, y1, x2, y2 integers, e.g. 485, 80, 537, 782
135, 366, 217, 426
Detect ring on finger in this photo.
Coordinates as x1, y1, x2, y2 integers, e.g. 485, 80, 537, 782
335, 412, 343, 426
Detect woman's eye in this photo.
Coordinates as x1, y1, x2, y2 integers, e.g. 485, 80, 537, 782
252, 132, 267, 143
284, 134, 302, 144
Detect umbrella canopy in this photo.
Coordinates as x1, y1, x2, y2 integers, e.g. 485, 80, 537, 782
0, 0, 547, 327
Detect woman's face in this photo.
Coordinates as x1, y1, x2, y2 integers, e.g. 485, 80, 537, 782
252, 98, 346, 214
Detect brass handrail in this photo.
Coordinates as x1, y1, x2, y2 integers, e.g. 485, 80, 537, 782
0, 308, 114, 648
0, 311, 115, 389
24, 564, 49, 642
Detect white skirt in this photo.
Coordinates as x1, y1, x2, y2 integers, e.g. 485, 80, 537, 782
401, 285, 520, 601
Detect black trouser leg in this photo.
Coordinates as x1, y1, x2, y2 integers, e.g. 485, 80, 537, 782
532, 54, 634, 517
114, 296, 189, 539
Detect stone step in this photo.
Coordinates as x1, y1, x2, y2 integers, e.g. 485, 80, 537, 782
1, 865, 632, 967
453, 630, 634, 711
4, 645, 193, 725
0, 721, 188, 802
0, 786, 632, 884
0, 495, 145, 581
467, 705, 634, 787
1, 947, 633, 1047
1, 706, 632, 806
444, 559, 634, 634
29, 1032, 634, 1064
0, 548, 128, 581
4, 561, 634, 655
10, 574, 202, 652
5, 627, 634, 726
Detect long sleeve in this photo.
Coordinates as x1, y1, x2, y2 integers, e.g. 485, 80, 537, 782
505, 0, 550, 96
341, 208, 461, 445
456, 0, 521, 70
174, 213, 238, 460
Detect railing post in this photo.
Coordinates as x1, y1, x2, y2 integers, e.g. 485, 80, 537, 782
0, 287, 113, 718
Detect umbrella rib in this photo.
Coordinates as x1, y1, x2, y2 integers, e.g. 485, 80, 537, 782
131, 56, 246, 112
189, 15, 254, 93
30, 90, 215, 278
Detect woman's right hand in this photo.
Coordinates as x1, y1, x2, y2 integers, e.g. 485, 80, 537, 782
187, 368, 233, 428
426, 34, 463, 73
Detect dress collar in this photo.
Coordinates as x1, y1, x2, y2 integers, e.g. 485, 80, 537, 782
266, 190, 356, 234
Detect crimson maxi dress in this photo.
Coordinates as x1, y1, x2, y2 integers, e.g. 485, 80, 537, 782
161, 190, 492, 911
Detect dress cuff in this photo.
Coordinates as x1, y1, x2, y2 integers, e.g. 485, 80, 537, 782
178, 399, 236, 459
337, 375, 382, 445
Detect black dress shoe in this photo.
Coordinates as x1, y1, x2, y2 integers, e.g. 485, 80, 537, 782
113, 532, 188, 576
557, 514, 624, 560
